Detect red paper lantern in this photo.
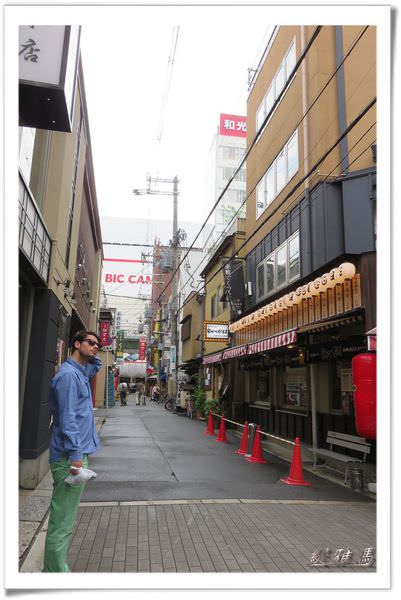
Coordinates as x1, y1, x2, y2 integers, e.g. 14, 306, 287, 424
352, 353, 376, 440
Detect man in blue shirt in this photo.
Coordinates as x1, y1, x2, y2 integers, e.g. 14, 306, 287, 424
43, 330, 102, 572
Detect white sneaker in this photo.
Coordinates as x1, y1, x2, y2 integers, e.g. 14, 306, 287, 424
64, 468, 97, 486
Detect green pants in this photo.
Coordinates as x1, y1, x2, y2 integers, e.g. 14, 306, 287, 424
43, 455, 89, 572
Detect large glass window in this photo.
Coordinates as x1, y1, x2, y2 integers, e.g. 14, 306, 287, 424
256, 231, 300, 301
276, 149, 286, 193
255, 38, 297, 133
289, 234, 300, 280
286, 40, 296, 78
256, 129, 298, 219
276, 244, 287, 287
266, 255, 275, 294
287, 131, 298, 179
257, 263, 265, 299
256, 367, 271, 405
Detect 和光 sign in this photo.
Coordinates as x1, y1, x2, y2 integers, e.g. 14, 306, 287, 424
204, 321, 229, 342
219, 114, 247, 138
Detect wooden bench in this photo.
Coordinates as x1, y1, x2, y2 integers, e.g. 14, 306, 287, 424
309, 431, 371, 485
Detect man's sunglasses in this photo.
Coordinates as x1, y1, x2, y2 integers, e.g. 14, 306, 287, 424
82, 338, 100, 347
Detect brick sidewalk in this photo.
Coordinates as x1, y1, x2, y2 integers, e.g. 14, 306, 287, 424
66, 500, 376, 573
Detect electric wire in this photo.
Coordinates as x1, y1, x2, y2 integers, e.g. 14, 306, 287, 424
156, 24, 370, 308
187, 109, 377, 315
167, 25, 373, 311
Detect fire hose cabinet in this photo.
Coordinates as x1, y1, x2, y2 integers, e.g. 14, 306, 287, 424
352, 352, 376, 440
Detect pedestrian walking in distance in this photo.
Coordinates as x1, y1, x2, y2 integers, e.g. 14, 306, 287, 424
119, 381, 128, 406
43, 330, 102, 572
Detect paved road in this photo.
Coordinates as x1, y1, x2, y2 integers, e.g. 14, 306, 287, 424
82, 401, 373, 502
20, 402, 376, 574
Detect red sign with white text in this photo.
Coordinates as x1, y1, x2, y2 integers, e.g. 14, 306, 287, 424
139, 336, 147, 360
100, 321, 110, 346
219, 114, 247, 138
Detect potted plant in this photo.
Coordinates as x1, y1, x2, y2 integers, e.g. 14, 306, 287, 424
203, 397, 221, 418
193, 377, 206, 419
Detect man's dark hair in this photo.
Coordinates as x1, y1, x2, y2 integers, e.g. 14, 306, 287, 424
71, 330, 101, 350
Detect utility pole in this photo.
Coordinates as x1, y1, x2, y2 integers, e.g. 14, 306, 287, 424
133, 175, 181, 405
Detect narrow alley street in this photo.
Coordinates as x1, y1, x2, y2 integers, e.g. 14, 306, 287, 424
21, 400, 376, 574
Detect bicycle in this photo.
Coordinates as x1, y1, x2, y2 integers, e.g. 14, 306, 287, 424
163, 393, 174, 411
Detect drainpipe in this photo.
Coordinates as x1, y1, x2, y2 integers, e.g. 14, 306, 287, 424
301, 26, 317, 450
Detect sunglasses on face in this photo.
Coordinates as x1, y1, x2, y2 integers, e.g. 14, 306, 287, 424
82, 338, 100, 347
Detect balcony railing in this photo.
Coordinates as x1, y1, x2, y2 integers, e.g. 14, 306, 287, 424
19, 171, 51, 284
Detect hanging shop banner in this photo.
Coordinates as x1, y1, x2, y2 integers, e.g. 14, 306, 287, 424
116, 330, 124, 359
138, 336, 147, 360
223, 258, 245, 316
204, 321, 229, 342
19, 26, 81, 132
170, 345, 176, 372
100, 322, 111, 347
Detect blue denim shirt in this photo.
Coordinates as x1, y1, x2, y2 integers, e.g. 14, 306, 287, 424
48, 356, 102, 463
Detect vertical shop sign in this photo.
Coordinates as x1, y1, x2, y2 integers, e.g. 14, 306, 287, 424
116, 330, 124, 359
100, 321, 110, 347
352, 274, 362, 308
297, 302, 303, 327
302, 299, 309, 326
328, 288, 336, 317
321, 291, 328, 319
335, 283, 344, 314
314, 294, 321, 321
344, 279, 353, 311
138, 336, 146, 360
308, 297, 315, 323
170, 345, 176, 372
223, 258, 245, 317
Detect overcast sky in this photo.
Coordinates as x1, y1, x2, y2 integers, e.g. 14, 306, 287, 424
79, 6, 272, 226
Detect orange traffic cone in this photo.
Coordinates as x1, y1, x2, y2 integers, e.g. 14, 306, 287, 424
245, 425, 268, 463
235, 422, 249, 455
203, 411, 215, 436
215, 413, 228, 443
281, 437, 312, 486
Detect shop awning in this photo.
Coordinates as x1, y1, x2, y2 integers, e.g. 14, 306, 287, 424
222, 344, 249, 360
247, 329, 297, 356
203, 352, 223, 365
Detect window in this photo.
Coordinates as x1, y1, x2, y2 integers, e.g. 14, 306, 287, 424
256, 231, 300, 301
286, 40, 296, 78
287, 131, 298, 179
276, 149, 286, 193
282, 366, 308, 410
256, 130, 298, 219
256, 367, 271, 405
265, 255, 275, 294
276, 244, 287, 287
257, 263, 265, 299
255, 37, 297, 133
289, 234, 300, 280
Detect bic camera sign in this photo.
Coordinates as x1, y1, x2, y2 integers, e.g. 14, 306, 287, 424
204, 321, 229, 342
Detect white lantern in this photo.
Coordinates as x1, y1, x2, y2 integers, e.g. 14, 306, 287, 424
293, 288, 303, 304
338, 262, 356, 282
308, 281, 320, 297
319, 273, 329, 291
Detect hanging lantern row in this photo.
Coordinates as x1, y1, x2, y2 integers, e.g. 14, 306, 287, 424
229, 262, 356, 333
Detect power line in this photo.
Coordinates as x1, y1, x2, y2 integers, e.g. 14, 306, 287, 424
167, 25, 372, 311
197, 101, 376, 304
155, 25, 324, 306
156, 25, 180, 143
